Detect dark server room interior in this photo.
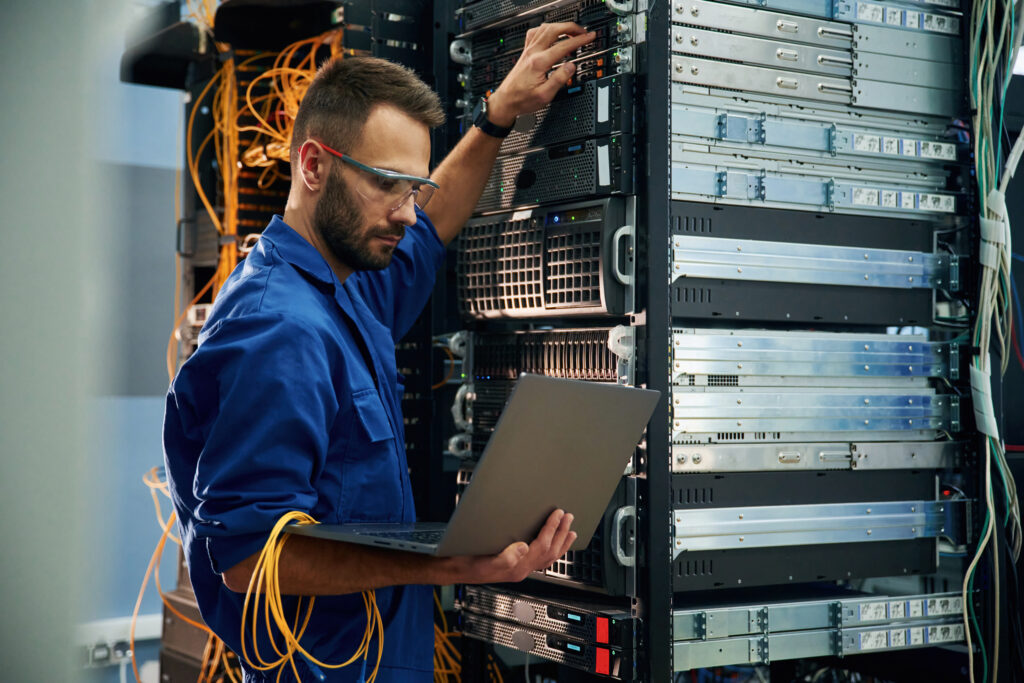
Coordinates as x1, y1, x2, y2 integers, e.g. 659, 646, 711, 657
1, 0, 1022, 681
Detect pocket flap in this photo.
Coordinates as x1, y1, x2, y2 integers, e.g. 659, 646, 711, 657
351, 388, 395, 443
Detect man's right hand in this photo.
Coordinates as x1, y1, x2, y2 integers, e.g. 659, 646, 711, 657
445, 509, 577, 584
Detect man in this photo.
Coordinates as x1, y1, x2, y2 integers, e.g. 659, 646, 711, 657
164, 22, 596, 682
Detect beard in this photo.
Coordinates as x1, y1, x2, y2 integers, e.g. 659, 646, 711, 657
312, 167, 405, 271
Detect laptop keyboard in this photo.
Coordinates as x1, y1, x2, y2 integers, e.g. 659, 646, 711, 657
357, 529, 446, 544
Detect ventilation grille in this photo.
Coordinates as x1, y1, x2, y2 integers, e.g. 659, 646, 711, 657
504, 83, 602, 153
474, 329, 618, 381
545, 229, 603, 307
547, 525, 605, 586
675, 486, 714, 507
457, 217, 543, 316
477, 139, 615, 213
674, 286, 713, 304
456, 216, 614, 319
676, 558, 714, 577
462, 0, 553, 31
673, 213, 713, 234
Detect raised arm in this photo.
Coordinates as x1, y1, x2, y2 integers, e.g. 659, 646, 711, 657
425, 23, 596, 244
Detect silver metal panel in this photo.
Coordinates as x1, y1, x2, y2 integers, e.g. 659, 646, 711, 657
671, 329, 950, 379
674, 429, 941, 444
673, 636, 761, 669
671, 25, 852, 77
670, 0, 852, 49
671, 235, 943, 290
671, 56, 852, 104
672, 618, 964, 669
672, 144, 952, 187
671, 591, 965, 639
671, 84, 952, 137
672, 500, 952, 554
671, 89, 962, 168
854, 52, 961, 91
670, 157, 957, 217
670, 440, 962, 472
853, 78, 961, 118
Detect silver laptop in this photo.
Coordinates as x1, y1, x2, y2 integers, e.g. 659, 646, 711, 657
286, 374, 660, 557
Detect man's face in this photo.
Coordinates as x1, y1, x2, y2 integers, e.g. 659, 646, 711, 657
311, 104, 431, 272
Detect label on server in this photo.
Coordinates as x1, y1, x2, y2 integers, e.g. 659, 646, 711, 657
859, 630, 889, 651
909, 627, 925, 645
925, 597, 963, 616
888, 601, 906, 619
908, 600, 924, 618
853, 188, 880, 206
854, 134, 881, 153
927, 624, 965, 643
857, 3, 885, 23
859, 602, 887, 621
890, 629, 908, 647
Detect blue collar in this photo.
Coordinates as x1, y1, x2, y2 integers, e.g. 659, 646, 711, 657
260, 215, 337, 288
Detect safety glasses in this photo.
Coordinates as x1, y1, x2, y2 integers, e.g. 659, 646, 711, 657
316, 141, 439, 213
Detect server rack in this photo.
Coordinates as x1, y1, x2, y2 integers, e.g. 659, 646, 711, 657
444, 0, 998, 680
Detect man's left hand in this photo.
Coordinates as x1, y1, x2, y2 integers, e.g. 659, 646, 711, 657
485, 23, 596, 128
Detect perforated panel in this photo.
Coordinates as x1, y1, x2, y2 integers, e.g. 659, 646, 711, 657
457, 215, 543, 316
456, 198, 627, 319
473, 328, 619, 381
502, 75, 632, 154
545, 228, 603, 307
476, 136, 632, 213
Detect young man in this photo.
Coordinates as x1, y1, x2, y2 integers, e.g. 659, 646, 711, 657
163, 23, 595, 682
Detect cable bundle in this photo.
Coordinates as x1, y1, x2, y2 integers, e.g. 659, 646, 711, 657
240, 512, 384, 683
965, 2, 1024, 681
238, 30, 346, 187
133, 467, 243, 682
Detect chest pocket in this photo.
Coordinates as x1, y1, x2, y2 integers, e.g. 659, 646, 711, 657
352, 388, 394, 442
341, 388, 402, 522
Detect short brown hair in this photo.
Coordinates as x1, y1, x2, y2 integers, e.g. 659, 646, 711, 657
290, 56, 444, 165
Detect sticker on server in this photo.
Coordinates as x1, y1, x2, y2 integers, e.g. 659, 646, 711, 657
882, 190, 898, 208
902, 139, 918, 156
853, 188, 880, 206
900, 193, 917, 210
927, 624, 964, 644
922, 12, 959, 34
888, 601, 906, 619
919, 193, 956, 213
908, 600, 924, 618
920, 141, 956, 160
885, 8, 902, 25
883, 138, 900, 155
909, 627, 925, 645
854, 134, 881, 154
905, 11, 921, 28
857, 2, 885, 23
859, 602, 887, 621
859, 630, 888, 651
926, 597, 963, 616
890, 629, 908, 647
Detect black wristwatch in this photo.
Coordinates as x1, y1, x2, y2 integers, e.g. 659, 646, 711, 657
472, 96, 514, 138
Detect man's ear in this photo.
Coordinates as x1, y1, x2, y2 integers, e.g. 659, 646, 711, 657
298, 140, 327, 192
